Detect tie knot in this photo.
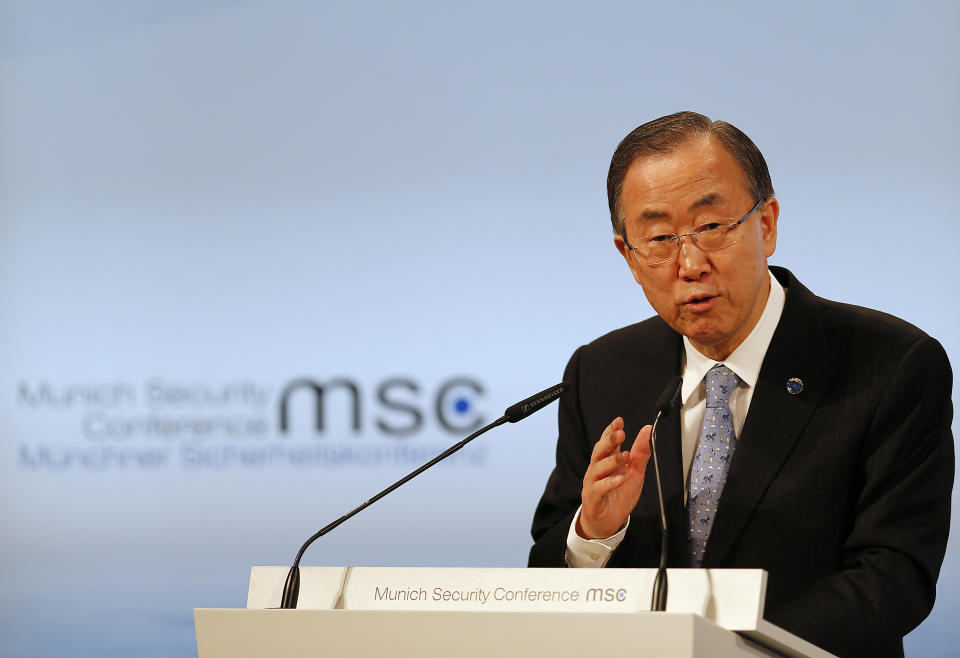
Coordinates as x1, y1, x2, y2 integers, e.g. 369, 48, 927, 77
705, 364, 740, 407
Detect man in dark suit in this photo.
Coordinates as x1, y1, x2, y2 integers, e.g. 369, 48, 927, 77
528, 112, 953, 658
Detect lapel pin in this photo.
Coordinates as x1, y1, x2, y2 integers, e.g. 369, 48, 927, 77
786, 377, 804, 395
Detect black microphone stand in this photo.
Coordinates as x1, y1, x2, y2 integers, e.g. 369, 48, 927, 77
649, 376, 681, 612
280, 415, 508, 608
280, 382, 569, 608
649, 409, 669, 612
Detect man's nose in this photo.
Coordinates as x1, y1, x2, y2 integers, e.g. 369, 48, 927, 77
677, 237, 709, 280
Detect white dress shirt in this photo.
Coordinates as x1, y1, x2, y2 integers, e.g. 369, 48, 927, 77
565, 269, 786, 567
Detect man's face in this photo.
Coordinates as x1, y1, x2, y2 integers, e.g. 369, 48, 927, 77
613, 137, 779, 360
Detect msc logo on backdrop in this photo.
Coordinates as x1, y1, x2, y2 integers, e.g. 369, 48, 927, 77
277, 376, 486, 437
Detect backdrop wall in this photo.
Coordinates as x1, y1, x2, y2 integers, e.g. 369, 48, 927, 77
1, 1, 957, 656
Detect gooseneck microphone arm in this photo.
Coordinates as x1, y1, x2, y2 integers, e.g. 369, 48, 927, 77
649, 376, 682, 612
280, 382, 570, 609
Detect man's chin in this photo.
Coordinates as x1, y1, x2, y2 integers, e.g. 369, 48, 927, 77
679, 323, 736, 359
675, 318, 726, 344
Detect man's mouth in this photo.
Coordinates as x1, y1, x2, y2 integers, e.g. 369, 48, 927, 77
682, 294, 718, 311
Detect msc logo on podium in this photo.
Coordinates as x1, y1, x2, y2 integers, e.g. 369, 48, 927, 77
585, 587, 628, 602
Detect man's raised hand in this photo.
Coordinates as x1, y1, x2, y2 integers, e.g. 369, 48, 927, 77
577, 417, 653, 540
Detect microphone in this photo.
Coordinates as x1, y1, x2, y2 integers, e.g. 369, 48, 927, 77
649, 376, 682, 612
279, 382, 571, 609
504, 382, 569, 422
653, 376, 682, 419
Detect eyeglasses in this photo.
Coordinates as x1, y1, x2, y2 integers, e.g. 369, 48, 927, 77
623, 198, 766, 265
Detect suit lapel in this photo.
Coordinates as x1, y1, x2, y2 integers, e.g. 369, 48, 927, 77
702, 269, 832, 567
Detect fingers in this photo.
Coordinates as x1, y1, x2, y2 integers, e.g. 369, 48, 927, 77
592, 450, 629, 480
585, 469, 626, 497
590, 417, 625, 464
631, 425, 652, 460
586, 418, 626, 487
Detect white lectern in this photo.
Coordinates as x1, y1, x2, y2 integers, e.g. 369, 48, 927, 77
195, 567, 836, 658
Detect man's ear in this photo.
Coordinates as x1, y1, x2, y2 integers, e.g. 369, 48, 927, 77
760, 197, 779, 258
614, 234, 629, 257
613, 234, 644, 285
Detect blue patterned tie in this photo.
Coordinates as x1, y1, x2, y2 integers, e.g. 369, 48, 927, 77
688, 364, 741, 567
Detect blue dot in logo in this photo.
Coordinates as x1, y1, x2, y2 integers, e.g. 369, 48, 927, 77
454, 397, 470, 414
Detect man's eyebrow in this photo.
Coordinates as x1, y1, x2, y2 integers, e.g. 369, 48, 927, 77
636, 193, 726, 221
638, 209, 670, 220
689, 193, 723, 210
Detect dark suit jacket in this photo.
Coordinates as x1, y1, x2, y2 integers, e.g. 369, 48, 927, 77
528, 267, 953, 658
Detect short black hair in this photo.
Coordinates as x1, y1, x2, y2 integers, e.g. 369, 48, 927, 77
606, 111, 774, 236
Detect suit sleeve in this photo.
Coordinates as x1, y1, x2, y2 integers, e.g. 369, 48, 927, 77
766, 335, 954, 657
528, 346, 591, 567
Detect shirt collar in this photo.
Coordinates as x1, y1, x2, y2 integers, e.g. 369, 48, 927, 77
680, 269, 786, 403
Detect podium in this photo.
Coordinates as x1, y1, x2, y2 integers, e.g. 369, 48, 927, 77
195, 567, 837, 657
